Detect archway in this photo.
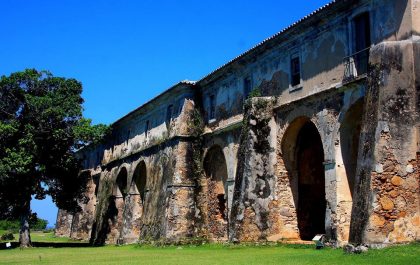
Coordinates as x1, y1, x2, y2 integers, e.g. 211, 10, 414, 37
340, 99, 364, 198
109, 167, 127, 244
121, 161, 147, 243
296, 122, 326, 240
282, 118, 326, 240
115, 168, 128, 199
203, 145, 228, 240
131, 161, 147, 207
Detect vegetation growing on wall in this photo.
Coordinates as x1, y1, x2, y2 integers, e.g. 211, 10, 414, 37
229, 91, 275, 242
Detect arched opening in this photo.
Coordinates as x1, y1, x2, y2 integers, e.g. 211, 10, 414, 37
340, 99, 364, 198
296, 122, 326, 240
120, 161, 147, 243
282, 118, 326, 240
115, 168, 128, 200
203, 145, 228, 240
109, 167, 127, 244
131, 161, 147, 207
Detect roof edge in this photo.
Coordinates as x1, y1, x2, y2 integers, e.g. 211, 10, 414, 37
197, 0, 341, 85
112, 80, 196, 126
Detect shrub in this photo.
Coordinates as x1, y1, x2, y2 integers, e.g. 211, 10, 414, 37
248, 88, 261, 99
1, 231, 15, 241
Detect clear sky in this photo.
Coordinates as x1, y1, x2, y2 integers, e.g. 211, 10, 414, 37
1, 0, 331, 228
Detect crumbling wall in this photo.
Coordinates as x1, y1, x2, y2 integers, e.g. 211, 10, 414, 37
163, 100, 202, 242
164, 140, 196, 241
138, 147, 172, 241
55, 170, 100, 241
272, 89, 367, 244
120, 188, 143, 244
89, 170, 114, 245
229, 97, 280, 242
350, 40, 420, 245
55, 209, 73, 237
335, 89, 366, 244
87, 97, 200, 245
55, 0, 420, 247
199, 146, 228, 241
70, 172, 99, 240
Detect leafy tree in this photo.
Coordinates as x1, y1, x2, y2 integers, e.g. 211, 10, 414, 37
0, 69, 108, 247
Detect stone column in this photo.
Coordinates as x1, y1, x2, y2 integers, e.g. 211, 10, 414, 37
350, 40, 420, 245
229, 97, 280, 242
55, 209, 73, 237
164, 99, 201, 242
70, 172, 99, 241
121, 193, 143, 244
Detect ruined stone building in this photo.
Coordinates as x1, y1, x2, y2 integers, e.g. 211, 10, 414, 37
56, 0, 420, 246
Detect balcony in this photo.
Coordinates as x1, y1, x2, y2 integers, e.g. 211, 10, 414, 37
343, 47, 370, 83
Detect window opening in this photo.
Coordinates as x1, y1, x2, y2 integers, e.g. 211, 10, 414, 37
209, 95, 216, 121
291, 54, 301, 87
145, 120, 150, 138
244, 77, 252, 99
353, 12, 371, 75
166, 105, 173, 126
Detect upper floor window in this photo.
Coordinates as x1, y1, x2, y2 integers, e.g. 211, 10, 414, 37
244, 77, 252, 99
145, 120, 150, 138
166, 104, 173, 126
353, 12, 371, 75
209, 95, 216, 121
290, 53, 301, 87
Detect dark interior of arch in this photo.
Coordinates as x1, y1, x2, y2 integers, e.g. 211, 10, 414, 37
296, 122, 326, 240
340, 99, 364, 198
132, 162, 147, 205
116, 168, 128, 199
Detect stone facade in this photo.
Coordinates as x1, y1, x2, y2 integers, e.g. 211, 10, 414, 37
56, 0, 420, 246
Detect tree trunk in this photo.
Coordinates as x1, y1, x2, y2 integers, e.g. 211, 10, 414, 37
19, 200, 32, 247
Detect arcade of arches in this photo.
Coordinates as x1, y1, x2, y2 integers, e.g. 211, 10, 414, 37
58, 93, 419, 246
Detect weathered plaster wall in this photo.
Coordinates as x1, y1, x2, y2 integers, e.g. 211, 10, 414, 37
55, 209, 73, 237
364, 41, 419, 244
56, 0, 419, 247
84, 86, 200, 245
413, 0, 420, 36
102, 87, 195, 165
229, 97, 279, 242
350, 40, 420, 245
195, 129, 241, 241
273, 90, 356, 243
69, 171, 100, 240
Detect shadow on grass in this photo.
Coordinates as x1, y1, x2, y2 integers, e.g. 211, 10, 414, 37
0, 241, 91, 250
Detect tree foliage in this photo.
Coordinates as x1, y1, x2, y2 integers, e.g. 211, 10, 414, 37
0, 69, 108, 245
0, 214, 48, 232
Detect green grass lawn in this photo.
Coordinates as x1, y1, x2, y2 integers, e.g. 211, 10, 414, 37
0, 242, 419, 265
0, 230, 85, 243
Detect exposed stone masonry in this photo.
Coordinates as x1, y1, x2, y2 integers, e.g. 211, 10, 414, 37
56, 0, 419, 247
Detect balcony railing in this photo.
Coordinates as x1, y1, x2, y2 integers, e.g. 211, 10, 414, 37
343, 47, 370, 83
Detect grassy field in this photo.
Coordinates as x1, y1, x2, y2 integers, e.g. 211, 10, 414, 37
0, 230, 84, 243
0, 240, 419, 265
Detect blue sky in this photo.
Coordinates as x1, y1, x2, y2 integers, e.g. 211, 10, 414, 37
1, 0, 331, 227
